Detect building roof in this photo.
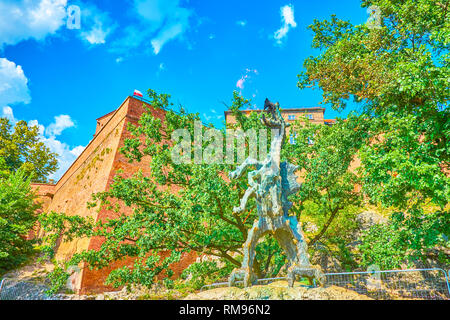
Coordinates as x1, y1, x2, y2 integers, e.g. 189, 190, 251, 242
96, 110, 116, 121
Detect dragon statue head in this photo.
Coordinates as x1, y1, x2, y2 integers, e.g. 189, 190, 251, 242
261, 98, 290, 129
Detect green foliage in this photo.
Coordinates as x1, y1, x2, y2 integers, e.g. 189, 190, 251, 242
301, 200, 361, 270
298, 0, 449, 207
0, 170, 39, 274
0, 118, 57, 274
46, 264, 70, 295
284, 114, 367, 250
37, 211, 95, 261
226, 91, 266, 132
360, 113, 449, 209
359, 209, 449, 269
0, 118, 58, 182
180, 260, 235, 290
298, 0, 449, 267
254, 237, 286, 278
299, 0, 449, 115
38, 2, 449, 289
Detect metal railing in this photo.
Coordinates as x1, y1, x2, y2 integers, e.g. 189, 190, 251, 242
200, 268, 450, 300
0, 279, 5, 295
324, 268, 449, 300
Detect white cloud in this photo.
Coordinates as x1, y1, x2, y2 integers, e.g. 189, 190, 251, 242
203, 109, 223, 122
29, 115, 84, 181
1, 106, 16, 123
45, 114, 75, 136
70, 145, 85, 157
236, 20, 247, 27
110, 0, 193, 55
151, 23, 183, 54
43, 136, 85, 181
203, 113, 212, 121
211, 108, 222, 120
145, 0, 192, 55
273, 4, 297, 45
236, 77, 245, 89
0, 58, 31, 124
82, 25, 109, 45
28, 119, 45, 134
236, 68, 258, 90
156, 62, 166, 77
0, 0, 117, 49
109, 25, 148, 54
0, 58, 31, 108
0, 0, 67, 49
78, 2, 116, 45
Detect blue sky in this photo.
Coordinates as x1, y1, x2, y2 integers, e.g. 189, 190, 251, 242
0, 0, 369, 180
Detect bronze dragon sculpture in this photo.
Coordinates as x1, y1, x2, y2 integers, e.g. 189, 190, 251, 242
228, 98, 324, 287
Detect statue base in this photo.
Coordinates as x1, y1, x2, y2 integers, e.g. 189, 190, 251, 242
228, 265, 325, 288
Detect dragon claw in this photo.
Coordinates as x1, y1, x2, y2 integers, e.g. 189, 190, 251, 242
287, 265, 325, 287
229, 268, 257, 287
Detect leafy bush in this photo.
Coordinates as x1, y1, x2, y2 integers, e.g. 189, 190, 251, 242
0, 170, 39, 274
359, 209, 449, 269
0, 118, 57, 182
302, 200, 361, 270
298, 0, 449, 270
46, 264, 70, 295
180, 260, 235, 290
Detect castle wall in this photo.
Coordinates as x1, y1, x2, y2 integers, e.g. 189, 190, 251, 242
30, 183, 55, 213
34, 96, 196, 294
78, 98, 153, 293
78, 98, 197, 293
29, 184, 55, 239
48, 100, 129, 266
94, 111, 115, 136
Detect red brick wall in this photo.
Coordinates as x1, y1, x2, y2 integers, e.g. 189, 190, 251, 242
76, 98, 196, 294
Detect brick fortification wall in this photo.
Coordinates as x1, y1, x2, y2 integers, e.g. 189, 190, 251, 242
31, 96, 196, 294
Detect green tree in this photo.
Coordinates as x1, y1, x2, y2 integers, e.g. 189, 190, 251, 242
298, 0, 449, 267
0, 118, 58, 274
40, 89, 373, 291
282, 114, 369, 269
359, 209, 449, 269
0, 118, 58, 182
0, 170, 40, 274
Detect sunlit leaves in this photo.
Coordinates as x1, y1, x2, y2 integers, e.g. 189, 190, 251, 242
0, 118, 58, 182
0, 170, 39, 273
